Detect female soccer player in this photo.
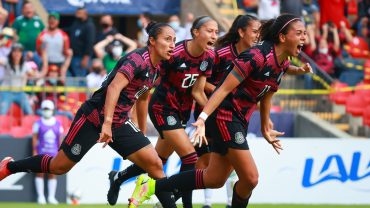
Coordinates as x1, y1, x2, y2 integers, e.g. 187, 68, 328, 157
128, 14, 307, 208
107, 16, 218, 208
0, 22, 178, 208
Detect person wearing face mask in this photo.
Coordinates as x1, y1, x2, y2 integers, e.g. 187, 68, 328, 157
137, 13, 152, 47
96, 15, 118, 43
66, 7, 96, 80
94, 33, 137, 74
86, 59, 106, 89
32, 100, 63, 204
168, 15, 187, 43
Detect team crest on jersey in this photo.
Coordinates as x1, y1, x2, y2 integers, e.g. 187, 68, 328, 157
234, 132, 245, 144
71, 144, 82, 155
167, 116, 177, 126
200, 61, 208, 71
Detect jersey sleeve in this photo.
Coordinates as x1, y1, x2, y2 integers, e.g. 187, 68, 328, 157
117, 53, 145, 82
232, 47, 264, 80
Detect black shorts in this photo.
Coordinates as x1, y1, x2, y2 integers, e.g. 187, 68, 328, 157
60, 109, 151, 162
149, 110, 186, 138
207, 118, 249, 155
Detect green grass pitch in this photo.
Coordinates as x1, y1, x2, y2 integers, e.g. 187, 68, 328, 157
1, 203, 370, 208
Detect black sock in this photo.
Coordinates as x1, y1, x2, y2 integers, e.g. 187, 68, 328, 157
155, 169, 204, 194
116, 164, 145, 184
231, 182, 251, 208
7, 154, 52, 173
155, 189, 176, 208
179, 152, 197, 208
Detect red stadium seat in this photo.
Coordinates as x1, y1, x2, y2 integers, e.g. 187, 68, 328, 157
10, 126, 32, 138
22, 115, 40, 130
346, 37, 370, 58
364, 59, 370, 84
345, 94, 366, 117
363, 106, 370, 127
7, 103, 22, 126
329, 82, 352, 105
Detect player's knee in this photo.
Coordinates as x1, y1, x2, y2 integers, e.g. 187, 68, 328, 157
208, 178, 227, 188
245, 173, 259, 188
147, 157, 164, 172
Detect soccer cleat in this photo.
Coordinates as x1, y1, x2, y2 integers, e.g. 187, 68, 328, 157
128, 174, 155, 208
0, 157, 13, 181
107, 170, 120, 206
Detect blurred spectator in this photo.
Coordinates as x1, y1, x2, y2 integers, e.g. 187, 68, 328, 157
32, 99, 63, 205
280, 0, 303, 18
94, 33, 136, 74
0, 1, 9, 30
318, 0, 346, 28
258, 0, 280, 20
67, 7, 96, 78
1, 0, 21, 26
136, 12, 151, 47
238, 0, 258, 14
0, 27, 14, 82
36, 12, 72, 81
0, 43, 34, 115
86, 58, 106, 89
307, 23, 340, 76
168, 15, 187, 43
12, 1, 44, 52
184, 12, 194, 40
96, 15, 118, 43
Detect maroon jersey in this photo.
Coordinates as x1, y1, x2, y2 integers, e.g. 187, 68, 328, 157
209, 43, 238, 87
83, 47, 159, 128
150, 40, 215, 120
216, 41, 290, 126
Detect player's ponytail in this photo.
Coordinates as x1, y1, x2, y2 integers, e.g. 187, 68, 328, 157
216, 14, 258, 48
259, 14, 301, 44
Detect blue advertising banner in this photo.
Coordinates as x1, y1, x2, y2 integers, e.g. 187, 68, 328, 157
40, 0, 181, 15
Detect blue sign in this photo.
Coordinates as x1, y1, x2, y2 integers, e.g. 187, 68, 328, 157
302, 152, 370, 188
41, 0, 181, 15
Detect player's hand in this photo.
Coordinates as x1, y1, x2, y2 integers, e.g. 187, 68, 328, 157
298, 63, 313, 74
191, 119, 208, 147
98, 122, 113, 148
262, 129, 284, 154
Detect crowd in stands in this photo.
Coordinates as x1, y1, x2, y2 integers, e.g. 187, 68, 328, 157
1, 0, 370, 138
236, 0, 370, 88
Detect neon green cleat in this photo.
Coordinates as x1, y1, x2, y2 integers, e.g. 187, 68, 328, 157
128, 174, 156, 208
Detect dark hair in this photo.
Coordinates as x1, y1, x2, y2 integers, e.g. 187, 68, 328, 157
190, 16, 214, 38
216, 14, 258, 48
259, 14, 301, 44
146, 21, 172, 46
8, 43, 25, 73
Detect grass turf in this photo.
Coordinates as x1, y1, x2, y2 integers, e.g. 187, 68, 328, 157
1, 203, 370, 208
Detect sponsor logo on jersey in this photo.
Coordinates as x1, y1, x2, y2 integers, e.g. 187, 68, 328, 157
200, 61, 208, 71
180, 63, 187, 68
167, 116, 177, 126
71, 144, 82, 155
235, 132, 245, 144
264, 71, 270, 77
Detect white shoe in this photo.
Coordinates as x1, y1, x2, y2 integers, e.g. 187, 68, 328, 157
48, 197, 59, 205
37, 196, 47, 204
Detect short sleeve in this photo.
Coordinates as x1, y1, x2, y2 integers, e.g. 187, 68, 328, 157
32, 122, 40, 134
117, 53, 145, 82
232, 48, 264, 80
